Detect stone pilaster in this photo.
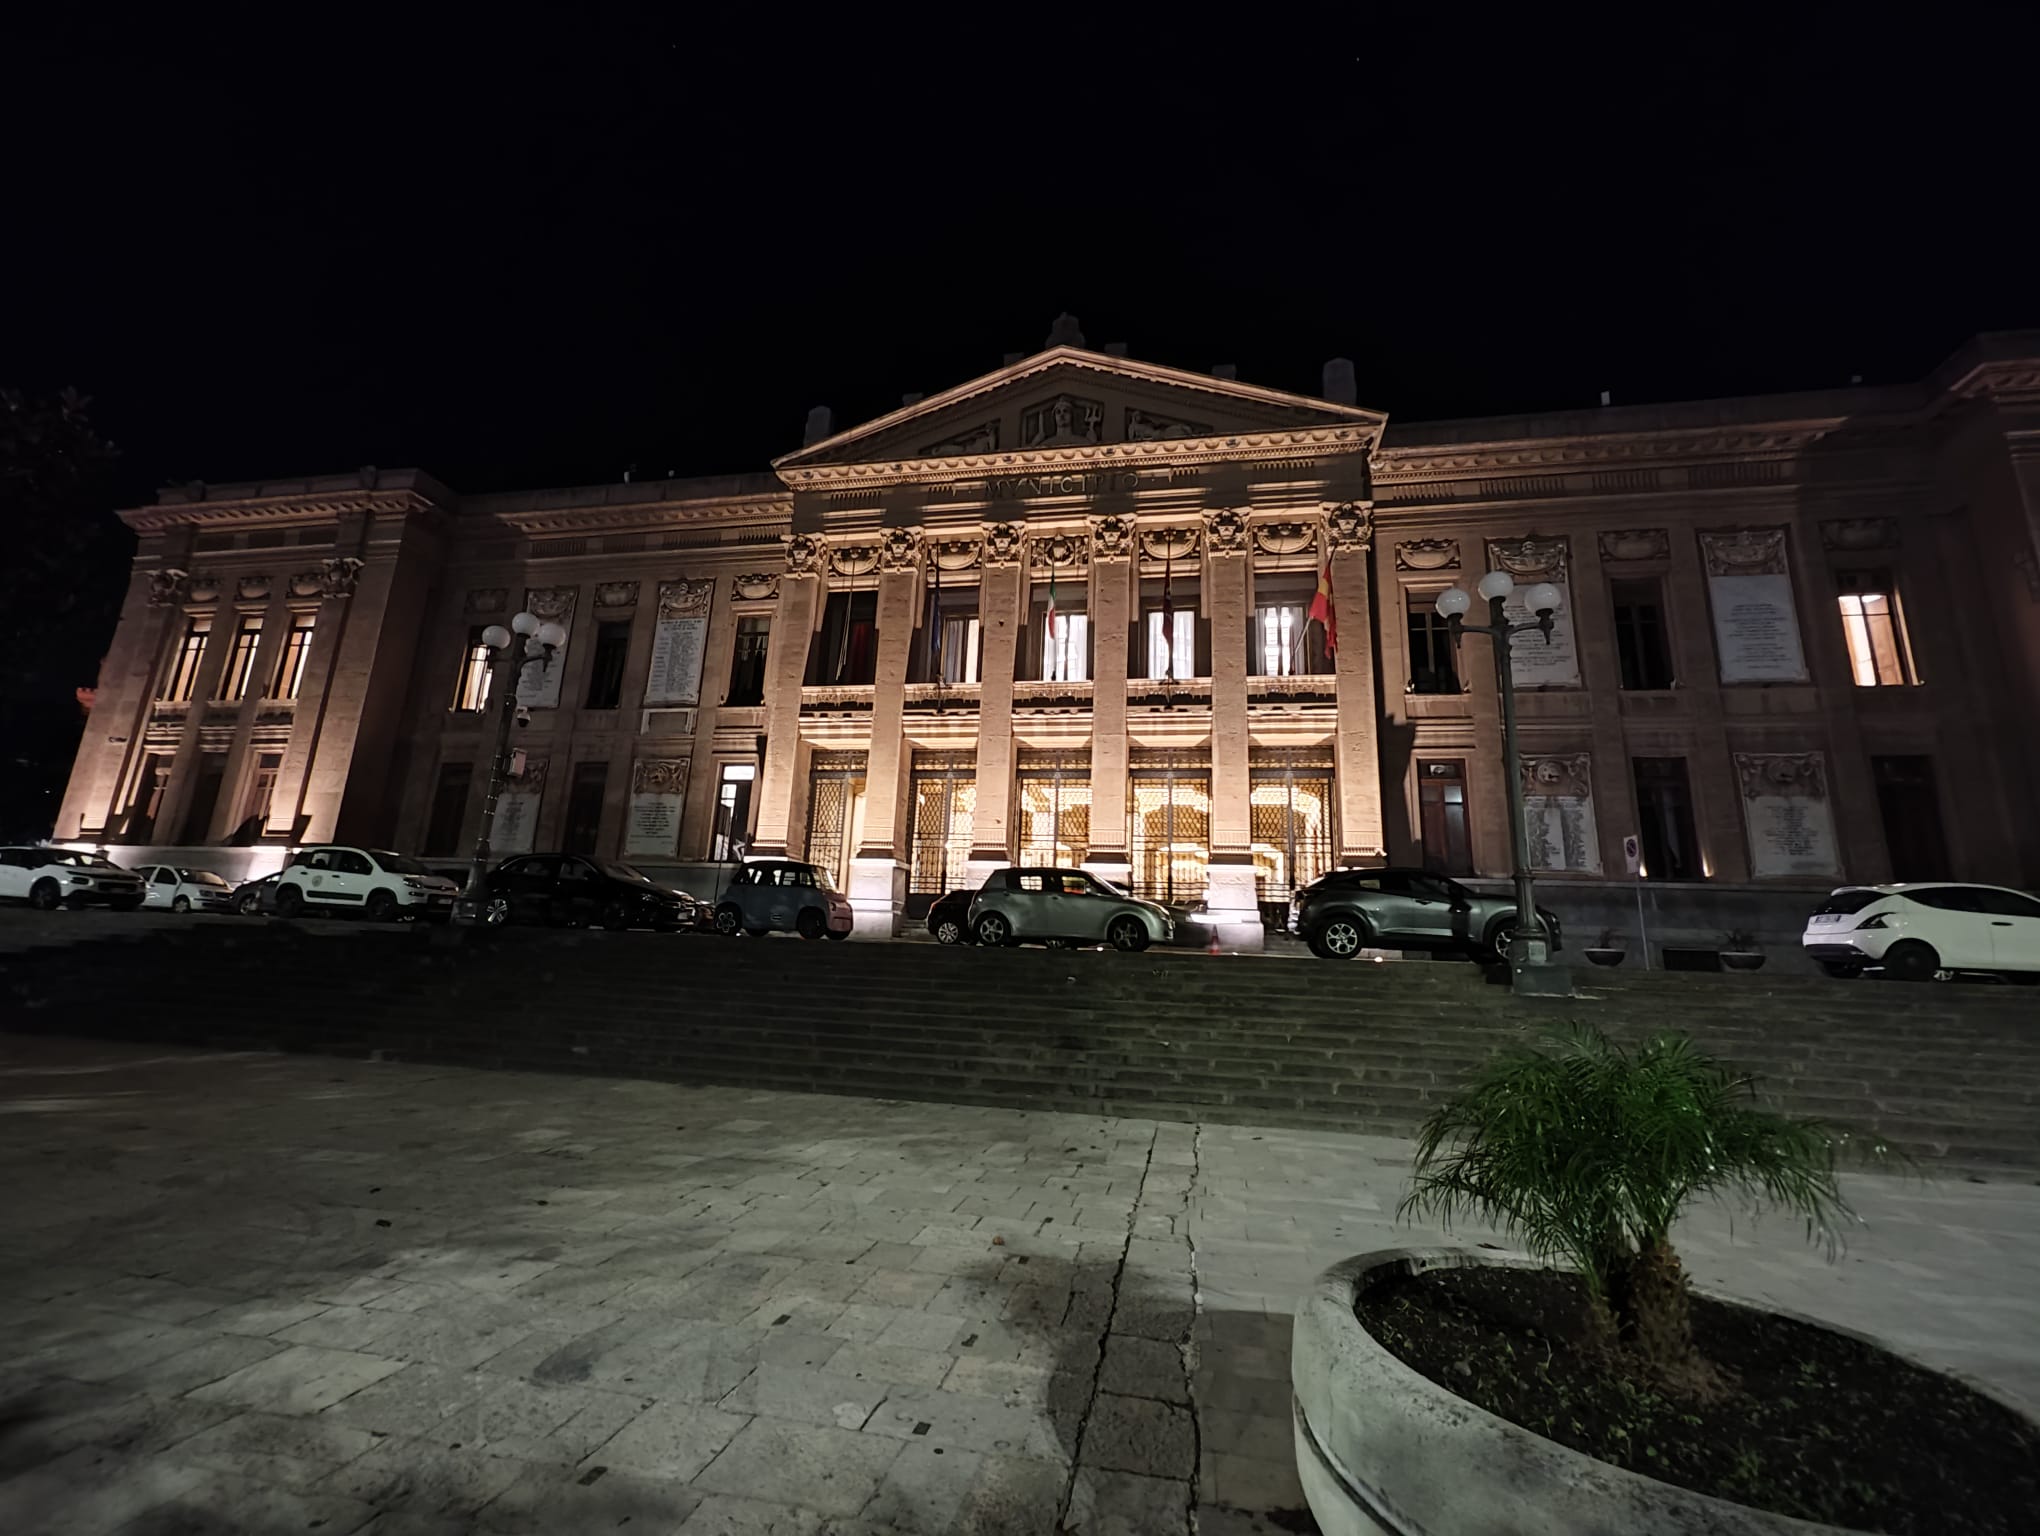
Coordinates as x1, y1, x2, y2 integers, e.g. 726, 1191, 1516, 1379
847, 546, 922, 938
1664, 527, 1748, 880
207, 584, 295, 841
59, 557, 185, 840
1204, 510, 1261, 949
151, 594, 237, 845
1083, 521, 1134, 883
1326, 504, 1386, 865
752, 538, 824, 856
969, 538, 1021, 878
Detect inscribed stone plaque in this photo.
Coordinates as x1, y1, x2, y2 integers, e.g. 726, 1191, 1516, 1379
645, 579, 715, 706
494, 756, 548, 855
1520, 754, 1601, 874
1485, 536, 1581, 688
1735, 752, 1840, 879
1702, 530, 1809, 683
517, 587, 578, 708
625, 757, 690, 859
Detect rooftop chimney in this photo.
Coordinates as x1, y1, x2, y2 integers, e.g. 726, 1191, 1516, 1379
1322, 358, 1357, 405
803, 405, 834, 447
1213, 363, 1238, 380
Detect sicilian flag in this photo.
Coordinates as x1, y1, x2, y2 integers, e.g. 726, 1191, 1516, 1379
1045, 569, 1059, 680
1308, 556, 1336, 657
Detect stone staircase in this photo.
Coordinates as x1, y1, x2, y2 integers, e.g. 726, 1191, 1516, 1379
5, 925, 2036, 1170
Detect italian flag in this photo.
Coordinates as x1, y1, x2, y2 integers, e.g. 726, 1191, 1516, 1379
1308, 556, 1337, 657
1045, 570, 1059, 679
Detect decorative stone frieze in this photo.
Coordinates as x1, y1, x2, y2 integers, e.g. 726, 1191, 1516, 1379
186, 573, 223, 603
236, 574, 272, 602
1818, 517, 1898, 552
929, 537, 983, 572
731, 572, 779, 601
287, 571, 325, 599
1205, 509, 1247, 555
1089, 516, 1133, 560
830, 543, 879, 577
1597, 528, 1670, 562
1323, 503, 1374, 551
1700, 527, 1789, 577
877, 529, 921, 572
593, 580, 639, 609
1138, 526, 1200, 564
1487, 534, 1568, 580
1253, 522, 1316, 557
784, 533, 823, 576
983, 523, 1024, 566
1029, 533, 1088, 570
317, 558, 364, 599
1394, 538, 1459, 572
147, 568, 191, 606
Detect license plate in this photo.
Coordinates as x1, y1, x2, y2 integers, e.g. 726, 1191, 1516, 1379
1809, 914, 1844, 927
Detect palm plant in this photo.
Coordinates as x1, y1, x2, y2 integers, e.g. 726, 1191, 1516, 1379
1400, 1024, 1868, 1374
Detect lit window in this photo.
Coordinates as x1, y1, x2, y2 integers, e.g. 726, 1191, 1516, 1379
452, 626, 493, 711
1042, 612, 1089, 682
219, 615, 263, 701
270, 613, 316, 700
160, 617, 211, 702
1144, 608, 1196, 681
1835, 571, 1916, 687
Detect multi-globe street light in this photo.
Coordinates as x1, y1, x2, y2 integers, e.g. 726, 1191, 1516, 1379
1434, 570, 1569, 996
461, 610, 566, 909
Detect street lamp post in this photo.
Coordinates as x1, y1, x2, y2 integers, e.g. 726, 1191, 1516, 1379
462, 610, 566, 914
1435, 571, 1570, 996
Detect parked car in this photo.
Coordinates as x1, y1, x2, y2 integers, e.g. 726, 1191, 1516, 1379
273, 845, 461, 922
927, 889, 975, 945
132, 864, 237, 913
712, 860, 854, 940
1801, 882, 2040, 981
0, 847, 147, 911
229, 871, 282, 915
966, 868, 1174, 952
1291, 868, 1562, 962
478, 854, 699, 932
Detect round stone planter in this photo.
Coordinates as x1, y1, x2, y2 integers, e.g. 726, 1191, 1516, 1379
1290, 1247, 2031, 1536
1720, 950, 1767, 972
1584, 947, 1626, 967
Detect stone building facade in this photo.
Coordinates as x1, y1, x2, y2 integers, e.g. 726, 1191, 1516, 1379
55, 330, 2040, 948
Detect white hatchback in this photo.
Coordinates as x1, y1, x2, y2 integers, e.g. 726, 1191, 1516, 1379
1801, 882, 2040, 981
273, 845, 461, 923
133, 864, 237, 913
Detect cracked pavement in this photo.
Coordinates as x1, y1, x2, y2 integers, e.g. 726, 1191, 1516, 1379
2, 1035, 2036, 1534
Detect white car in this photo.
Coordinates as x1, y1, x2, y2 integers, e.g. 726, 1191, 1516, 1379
1801, 882, 2040, 981
273, 845, 461, 923
132, 864, 237, 913
0, 846, 148, 911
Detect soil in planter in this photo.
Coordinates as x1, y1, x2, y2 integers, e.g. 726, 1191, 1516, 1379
1356, 1265, 2039, 1534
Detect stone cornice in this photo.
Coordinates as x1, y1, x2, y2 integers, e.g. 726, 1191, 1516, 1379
1371, 423, 1847, 480
777, 425, 1379, 491
119, 488, 442, 533
477, 492, 792, 538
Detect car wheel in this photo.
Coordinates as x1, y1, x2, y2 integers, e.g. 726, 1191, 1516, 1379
483, 896, 513, 926
825, 927, 850, 942
974, 911, 1012, 947
933, 917, 964, 945
171, 895, 192, 913
796, 908, 826, 940
1817, 960, 1863, 980
602, 902, 631, 933
1309, 917, 1367, 959
1882, 940, 1939, 982
237, 892, 262, 916
28, 879, 62, 912
714, 903, 743, 936
364, 889, 399, 923
1107, 915, 1149, 953
275, 884, 306, 918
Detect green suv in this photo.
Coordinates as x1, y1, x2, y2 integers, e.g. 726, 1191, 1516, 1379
1290, 868, 1561, 963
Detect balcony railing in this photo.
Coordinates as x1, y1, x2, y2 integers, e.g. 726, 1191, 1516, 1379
904, 682, 980, 712
800, 684, 875, 713
1013, 679, 1094, 709
1246, 675, 1337, 703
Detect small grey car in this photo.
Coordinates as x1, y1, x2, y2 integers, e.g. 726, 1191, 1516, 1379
966, 868, 1175, 952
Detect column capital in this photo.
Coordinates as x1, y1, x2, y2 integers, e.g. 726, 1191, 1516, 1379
1204, 507, 1248, 556
1088, 515, 1133, 561
783, 532, 826, 577
1322, 501, 1375, 552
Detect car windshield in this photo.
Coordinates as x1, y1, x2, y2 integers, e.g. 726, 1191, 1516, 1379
184, 870, 231, 888
809, 866, 838, 891
597, 860, 659, 888
368, 850, 432, 876
1814, 889, 1884, 916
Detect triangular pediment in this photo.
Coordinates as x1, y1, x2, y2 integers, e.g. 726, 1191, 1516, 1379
774, 347, 1385, 476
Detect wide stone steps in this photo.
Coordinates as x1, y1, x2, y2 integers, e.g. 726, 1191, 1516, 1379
5, 925, 2035, 1168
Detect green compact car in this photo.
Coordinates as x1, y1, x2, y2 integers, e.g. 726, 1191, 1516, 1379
1291, 868, 1560, 962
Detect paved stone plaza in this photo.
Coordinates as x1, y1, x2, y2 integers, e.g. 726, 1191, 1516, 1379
1, 1036, 2035, 1535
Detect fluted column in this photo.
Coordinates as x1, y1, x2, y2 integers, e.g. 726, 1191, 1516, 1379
1083, 517, 1134, 884
967, 534, 1023, 880
1204, 509, 1262, 949
1327, 503, 1386, 864
752, 537, 824, 856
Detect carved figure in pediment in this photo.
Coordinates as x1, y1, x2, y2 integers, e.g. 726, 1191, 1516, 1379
1090, 516, 1132, 561
1323, 503, 1374, 551
1022, 395, 1104, 448
921, 421, 999, 458
830, 544, 879, 577
1126, 407, 1213, 441
784, 533, 824, 576
1205, 509, 1247, 555
147, 568, 191, 606
524, 584, 576, 621
1138, 526, 1199, 564
878, 529, 922, 572
983, 522, 1024, 566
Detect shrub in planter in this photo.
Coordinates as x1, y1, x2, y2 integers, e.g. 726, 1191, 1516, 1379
1584, 926, 1626, 967
1719, 927, 1766, 971
1291, 1026, 2039, 1534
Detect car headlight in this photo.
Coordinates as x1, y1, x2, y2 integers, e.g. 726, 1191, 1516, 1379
68, 875, 91, 885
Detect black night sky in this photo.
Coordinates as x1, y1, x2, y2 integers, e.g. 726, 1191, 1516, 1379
3, 6, 2036, 832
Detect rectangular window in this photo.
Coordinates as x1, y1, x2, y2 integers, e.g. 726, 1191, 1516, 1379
1406, 594, 1459, 695
1836, 569, 1916, 687
806, 591, 879, 686
727, 616, 770, 705
160, 617, 211, 702
584, 620, 631, 710
712, 762, 757, 859
234, 751, 284, 840
270, 613, 315, 700
563, 761, 609, 854
1611, 578, 1675, 690
219, 615, 263, 702
1871, 755, 1948, 881
452, 625, 492, 711
1417, 759, 1472, 874
125, 753, 174, 840
1029, 585, 1091, 684
181, 753, 227, 843
1252, 578, 1330, 677
1632, 757, 1700, 881
914, 591, 981, 685
422, 763, 473, 857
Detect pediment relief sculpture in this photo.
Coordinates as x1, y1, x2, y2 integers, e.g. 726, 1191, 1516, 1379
1323, 503, 1375, 551
921, 420, 999, 458
1733, 751, 1829, 801
465, 587, 508, 615
1519, 753, 1593, 799
186, 572, 223, 603
1022, 394, 1105, 449
1030, 533, 1088, 570
1598, 528, 1670, 563
1127, 407, 1213, 441
236, 574, 272, 602
1699, 527, 1789, 577
1395, 538, 1459, 572
523, 583, 575, 621
287, 570, 326, 599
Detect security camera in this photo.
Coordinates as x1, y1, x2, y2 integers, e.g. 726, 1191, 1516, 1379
515, 705, 532, 728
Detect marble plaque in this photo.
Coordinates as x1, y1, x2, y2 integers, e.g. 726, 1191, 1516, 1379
493, 756, 547, 855
1702, 529, 1809, 683
1520, 754, 1601, 874
646, 579, 715, 706
1486, 536, 1581, 688
625, 757, 689, 859
517, 588, 578, 708
1735, 752, 1839, 879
